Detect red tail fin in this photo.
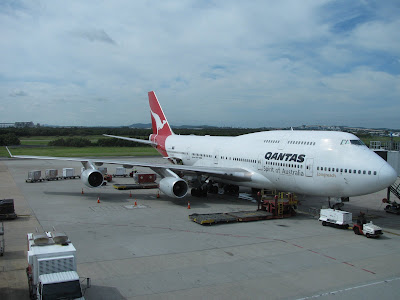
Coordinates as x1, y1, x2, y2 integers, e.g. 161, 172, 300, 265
148, 91, 173, 136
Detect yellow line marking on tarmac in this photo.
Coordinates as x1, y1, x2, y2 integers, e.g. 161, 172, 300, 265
383, 230, 400, 236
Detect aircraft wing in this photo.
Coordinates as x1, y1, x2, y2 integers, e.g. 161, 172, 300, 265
102, 134, 156, 146
6, 147, 252, 182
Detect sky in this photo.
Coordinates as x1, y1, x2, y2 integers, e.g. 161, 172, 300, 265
1, 0, 399, 129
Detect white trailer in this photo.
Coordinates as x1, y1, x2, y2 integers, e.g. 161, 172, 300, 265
319, 208, 352, 229
26, 231, 90, 300
62, 168, 75, 178
113, 167, 127, 177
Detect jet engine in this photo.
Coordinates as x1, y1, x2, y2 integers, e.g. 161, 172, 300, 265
159, 177, 188, 198
81, 169, 104, 188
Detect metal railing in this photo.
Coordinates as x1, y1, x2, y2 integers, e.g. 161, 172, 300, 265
370, 141, 400, 151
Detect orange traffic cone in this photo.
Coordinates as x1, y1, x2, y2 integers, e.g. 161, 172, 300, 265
157, 191, 160, 198
81, 188, 84, 194
187, 201, 191, 209
97, 197, 100, 203
129, 191, 132, 197
134, 200, 137, 206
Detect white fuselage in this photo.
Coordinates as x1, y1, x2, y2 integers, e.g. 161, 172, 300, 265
163, 130, 397, 197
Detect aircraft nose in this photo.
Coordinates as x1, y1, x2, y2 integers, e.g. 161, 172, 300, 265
378, 163, 397, 188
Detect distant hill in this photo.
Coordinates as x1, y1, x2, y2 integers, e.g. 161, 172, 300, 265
128, 123, 152, 129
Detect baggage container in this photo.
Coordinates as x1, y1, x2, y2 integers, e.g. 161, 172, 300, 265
115, 167, 126, 176
98, 167, 108, 175
62, 168, 75, 177
28, 170, 41, 181
45, 169, 58, 179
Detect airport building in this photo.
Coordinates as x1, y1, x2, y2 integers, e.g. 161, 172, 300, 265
0, 121, 36, 128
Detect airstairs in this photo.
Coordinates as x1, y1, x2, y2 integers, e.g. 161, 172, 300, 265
389, 182, 400, 200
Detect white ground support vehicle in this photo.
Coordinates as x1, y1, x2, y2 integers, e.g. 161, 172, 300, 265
353, 221, 383, 238
319, 208, 352, 229
26, 231, 90, 300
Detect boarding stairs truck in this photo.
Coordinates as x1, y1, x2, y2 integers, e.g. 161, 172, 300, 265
319, 208, 352, 229
26, 231, 90, 300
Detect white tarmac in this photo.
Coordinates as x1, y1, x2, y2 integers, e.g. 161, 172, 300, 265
1, 157, 400, 300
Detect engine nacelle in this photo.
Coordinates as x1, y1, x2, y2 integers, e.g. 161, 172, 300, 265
81, 169, 104, 188
159, 177, 188, 198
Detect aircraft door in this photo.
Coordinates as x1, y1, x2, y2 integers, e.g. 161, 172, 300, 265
278, 138, 287, 150
186, 147, 191, 161
305, 158, 314, 177
213, 150, 219, 165
258, 154, 263, 170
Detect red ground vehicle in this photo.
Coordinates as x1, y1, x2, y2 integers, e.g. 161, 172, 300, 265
353, 212, 383, 238
104, 174, 112, 182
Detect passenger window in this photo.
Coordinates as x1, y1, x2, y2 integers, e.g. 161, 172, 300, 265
358, 170, 361, 174
363, 170, 366, 174
374, 171, 377, 175
368, 171, 371, 175
328, 168, 331, 171
344, 169, 347, 173
336, 168, 339, 172
349, 170, 351, 173
340, 169, 343, 172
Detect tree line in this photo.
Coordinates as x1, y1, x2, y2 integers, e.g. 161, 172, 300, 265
0, 126, 264, 139
48, 137, 145, 147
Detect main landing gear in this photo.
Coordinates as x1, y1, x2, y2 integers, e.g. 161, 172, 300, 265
190, 180, 239, 198
328, 197, 350, 210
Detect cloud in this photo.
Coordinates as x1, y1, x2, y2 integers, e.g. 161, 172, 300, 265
9, 90, 28, 97
73, 28, 116, 45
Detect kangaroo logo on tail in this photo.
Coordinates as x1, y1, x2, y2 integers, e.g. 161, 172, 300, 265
150, 109, 167, 135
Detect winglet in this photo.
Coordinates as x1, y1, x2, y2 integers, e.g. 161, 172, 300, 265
5, 146, 13, 158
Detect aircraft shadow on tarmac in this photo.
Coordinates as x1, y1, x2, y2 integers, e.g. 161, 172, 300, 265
42, 190, 263, 209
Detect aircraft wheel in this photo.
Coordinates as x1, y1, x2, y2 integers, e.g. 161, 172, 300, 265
191, 188, 198, 197
322, 221, 327, 226
353, 226, 360, 235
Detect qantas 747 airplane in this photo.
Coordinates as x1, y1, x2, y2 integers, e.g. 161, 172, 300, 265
7, 91, 397, 206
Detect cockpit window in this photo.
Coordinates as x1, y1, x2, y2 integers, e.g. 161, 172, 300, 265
350, 139, 365, 146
